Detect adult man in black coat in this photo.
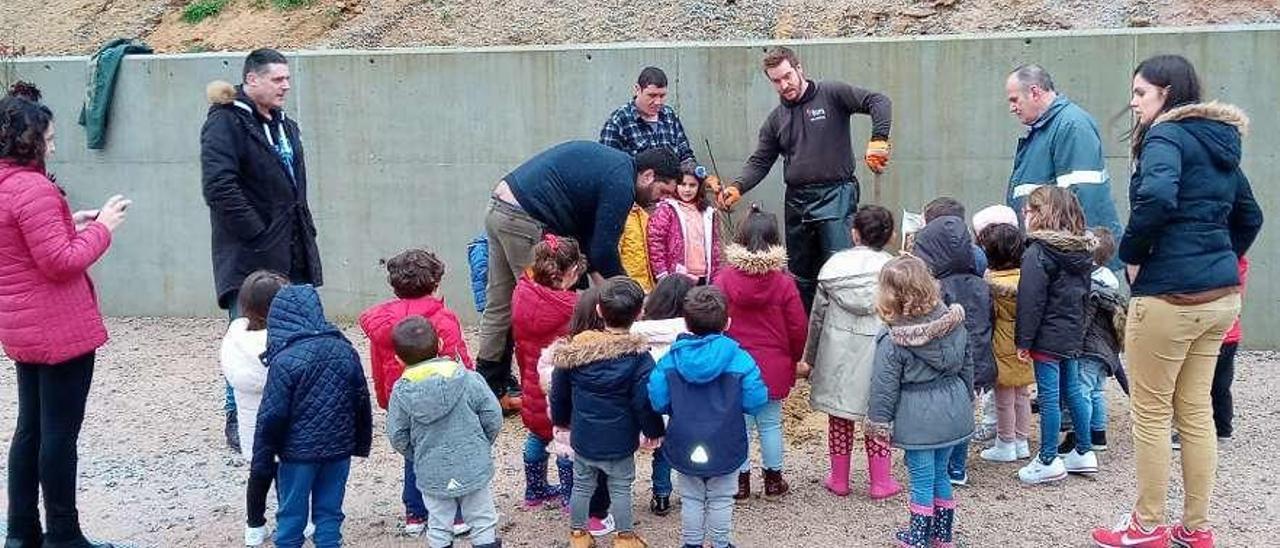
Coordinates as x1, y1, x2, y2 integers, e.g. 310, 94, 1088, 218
201, 48, 322, 452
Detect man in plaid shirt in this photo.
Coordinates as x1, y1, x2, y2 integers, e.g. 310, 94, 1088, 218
599, 66, 697, 167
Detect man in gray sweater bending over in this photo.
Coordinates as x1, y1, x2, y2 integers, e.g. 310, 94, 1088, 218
718, 46, 893, 312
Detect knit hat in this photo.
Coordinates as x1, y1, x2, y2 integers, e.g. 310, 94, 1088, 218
972, 205, 1018, 234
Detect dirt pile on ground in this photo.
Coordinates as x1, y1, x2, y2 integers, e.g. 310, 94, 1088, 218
1, 0, 1278, 55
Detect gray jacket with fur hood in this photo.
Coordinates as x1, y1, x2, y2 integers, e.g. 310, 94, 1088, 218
868, 304, 974, 450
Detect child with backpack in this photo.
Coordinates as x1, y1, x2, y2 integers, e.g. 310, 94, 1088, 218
713, 205, 808, 501
867, 256, 973, 548
801, 205, 903, 499
648, 286, 769, 548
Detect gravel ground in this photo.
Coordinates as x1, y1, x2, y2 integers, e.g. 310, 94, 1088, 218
0, 317, 1276, 547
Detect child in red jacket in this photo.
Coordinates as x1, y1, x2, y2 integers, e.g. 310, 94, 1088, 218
358, 248, 473, 536
512, 234, 586, 508
714, 204, 808, 501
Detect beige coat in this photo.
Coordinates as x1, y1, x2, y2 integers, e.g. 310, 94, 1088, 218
987, 269, 1034, 387
804, 247, 894, 420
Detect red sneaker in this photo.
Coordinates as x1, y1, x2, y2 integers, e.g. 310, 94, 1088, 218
1171, 524, 1214, 548
1092, 513, 1171, 547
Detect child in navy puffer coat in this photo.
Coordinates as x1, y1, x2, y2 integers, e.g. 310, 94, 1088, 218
254, 285, 373, 548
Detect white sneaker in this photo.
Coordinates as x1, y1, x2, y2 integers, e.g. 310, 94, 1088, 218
1018, 457, 1067, 485
1063, 449, 1099, 474
980, 439, 1019, 463
403, 518, 426, 537
1015, 439, 1031, 460
303, 522, 316, 539
451, 519, 471, 537
244, 525, 269, 547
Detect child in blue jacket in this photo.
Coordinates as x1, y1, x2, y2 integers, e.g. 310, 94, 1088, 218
253, 285, 373, 548
649, 286, 768, 548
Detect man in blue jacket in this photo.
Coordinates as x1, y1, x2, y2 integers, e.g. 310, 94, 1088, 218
476, 142, 680, 412
1005, 64, 1123, 268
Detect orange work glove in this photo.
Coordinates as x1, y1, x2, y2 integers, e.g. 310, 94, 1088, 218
717, 185, 742, 211
865, 139, 891, 174
705, 174, 722, 195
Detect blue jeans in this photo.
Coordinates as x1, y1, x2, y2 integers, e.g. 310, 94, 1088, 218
947, 439, 969, 481
905, 446, 955, 508
1077, 358, 1108, 432
652, 450, 673, 497
403, 457, 427, 518
739, 400, 784, 472
276, 458, 350, 548
1035, 359, 1092, 463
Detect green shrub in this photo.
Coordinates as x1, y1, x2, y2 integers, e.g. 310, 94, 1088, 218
181, 0, 228, 23
271, 0, 313, 10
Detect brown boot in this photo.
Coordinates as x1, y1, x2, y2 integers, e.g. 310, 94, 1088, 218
613, 531, 650, 548
763, 468, 790, 501
499, 393, 523, 417
569, 529, 596, 548
733, 471, 751, 501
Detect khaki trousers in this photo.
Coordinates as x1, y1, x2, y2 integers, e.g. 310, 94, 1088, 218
1126, 293, 1239, 530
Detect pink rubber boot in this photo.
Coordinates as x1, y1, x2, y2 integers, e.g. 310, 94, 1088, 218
824, 454, 851, 496
866, 436, 904, 500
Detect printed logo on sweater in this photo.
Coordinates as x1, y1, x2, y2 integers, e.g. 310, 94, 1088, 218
807, 108, 827, 122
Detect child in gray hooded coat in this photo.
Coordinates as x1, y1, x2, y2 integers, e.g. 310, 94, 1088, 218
387, 316, 504, 548
868, 256, 973, 548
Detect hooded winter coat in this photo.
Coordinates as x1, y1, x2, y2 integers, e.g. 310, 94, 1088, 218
867, 304, 974, 450
804, 246, 893, 419
1120, 102, 1263, 297
201, 81, 322, 309
911, 217, 996, 390
1015, 231, 1095, 358
648, 333, 768, 478
359, 295, 473, 410
548, 331, 666, 461
221, 318, 269, 457
0, 162, 111, 365
1082, 275, 1125, 377
715, 245, 808, 400
511, 275, 576, 440
646, 199, 722, 280
387, 358, 503, 498
252, 285, 373, 477
986, 269, 1033, 387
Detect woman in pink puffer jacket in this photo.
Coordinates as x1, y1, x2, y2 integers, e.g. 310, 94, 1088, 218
0, 83, 130, 547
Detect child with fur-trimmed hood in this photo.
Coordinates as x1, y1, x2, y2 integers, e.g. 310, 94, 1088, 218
549, 277, 665, 548
712, 205, 807, 502
867, 256, 972, 548
1015, 186, 1101, 486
